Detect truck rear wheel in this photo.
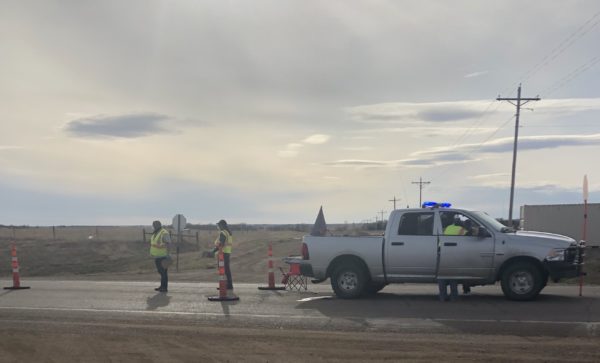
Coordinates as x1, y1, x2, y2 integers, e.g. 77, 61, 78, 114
331, 263, 367, 299
501, 262, 544, 301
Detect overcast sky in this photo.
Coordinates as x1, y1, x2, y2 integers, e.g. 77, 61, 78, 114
1, 1, 599, 226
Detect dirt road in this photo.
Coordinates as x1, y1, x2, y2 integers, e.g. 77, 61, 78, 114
1, 319, 600, 363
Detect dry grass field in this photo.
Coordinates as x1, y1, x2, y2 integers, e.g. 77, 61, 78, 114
0, 225, 598, 285
0, 226, 308, 283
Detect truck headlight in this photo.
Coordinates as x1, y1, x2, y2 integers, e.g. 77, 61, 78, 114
545, 248, 566, 262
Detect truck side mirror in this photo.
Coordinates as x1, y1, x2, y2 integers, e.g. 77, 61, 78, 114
478, 227, 490, 238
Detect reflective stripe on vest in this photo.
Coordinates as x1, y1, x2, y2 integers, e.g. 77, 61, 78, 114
150, 228, 169, 257
214, 230, 233, 254
444, 224, 464, 235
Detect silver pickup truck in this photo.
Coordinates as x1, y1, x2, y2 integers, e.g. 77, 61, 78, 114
297, 204, 585, 301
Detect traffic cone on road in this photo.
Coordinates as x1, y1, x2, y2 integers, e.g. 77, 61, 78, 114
258, 243, 285, 291
208, 246, 239, 301
4, 244, 30, 290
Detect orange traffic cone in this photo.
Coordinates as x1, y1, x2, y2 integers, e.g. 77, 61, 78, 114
207, 246, 239, 301
258, 243, 285, 290
4, 244, 30, 290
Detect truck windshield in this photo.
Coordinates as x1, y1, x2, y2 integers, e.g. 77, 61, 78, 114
470, 211, 511, 232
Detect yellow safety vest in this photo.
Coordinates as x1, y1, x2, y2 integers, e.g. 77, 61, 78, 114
444, 224, 465, 235
150, 228, 169, 257
214, 229, 233, 254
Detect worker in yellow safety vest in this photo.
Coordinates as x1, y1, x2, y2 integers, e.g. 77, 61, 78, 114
150, 220, 171, 292
213, 219, 234, 293
443, 217, 465, 235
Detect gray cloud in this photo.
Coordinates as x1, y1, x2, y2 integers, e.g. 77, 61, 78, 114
417, 108, 483, 122
480, 134, 600, 153
65, 113, 172, 138
326, 134, 600, 169
347, 100, 494, 125
413, 134, 600, 166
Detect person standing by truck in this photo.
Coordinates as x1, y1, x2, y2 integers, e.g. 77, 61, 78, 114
213, 219, 234, 294
438, 279, 459, 301
150, 220, 171, 292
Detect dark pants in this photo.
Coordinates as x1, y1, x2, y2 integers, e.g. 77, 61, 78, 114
438, 279, 458, 301
224, 253, 233, 290
155, 257, 168, 289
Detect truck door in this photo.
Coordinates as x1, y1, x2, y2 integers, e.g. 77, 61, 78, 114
385, 211, 438, 281
437, 211, 495, 280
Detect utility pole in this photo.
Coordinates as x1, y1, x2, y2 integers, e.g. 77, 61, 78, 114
497, 84, 540, 227
412, 177, 431, 207
388, 196, 400, 210
379, 210, 386, 222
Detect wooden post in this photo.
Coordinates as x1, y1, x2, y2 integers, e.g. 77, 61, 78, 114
52, 226, 56, 241
142, 228, 146, 243
196, 231, 199, 248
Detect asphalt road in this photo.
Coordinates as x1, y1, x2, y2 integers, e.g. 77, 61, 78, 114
1, 280, 599, 362
0, 280, 599, 336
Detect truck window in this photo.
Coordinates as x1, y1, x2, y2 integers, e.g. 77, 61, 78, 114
397, 212, 434, 236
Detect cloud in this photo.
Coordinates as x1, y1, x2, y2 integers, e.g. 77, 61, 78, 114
417, 108, 482, 122
533, 98, 600, 115
412, 133, 600, 166
65, 112, 173, 138
303, 134, 331, 144
277, 143, 304, 158
479, 134, 600, 153
278, 134, 330, 158
470, 173, 509, 180
346, 100, 494, 124
0, 145, 24, 151
341, 146, 373, 151
464, 71, 489, 78
323, 159, 395, 167
348, 126, 494, 138
346, 98, 600, 125
324, 134, 600, 169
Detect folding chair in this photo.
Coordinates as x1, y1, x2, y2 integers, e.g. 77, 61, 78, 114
280, 263, 308, 291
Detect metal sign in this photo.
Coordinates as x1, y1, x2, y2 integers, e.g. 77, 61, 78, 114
172, 214, 187, 233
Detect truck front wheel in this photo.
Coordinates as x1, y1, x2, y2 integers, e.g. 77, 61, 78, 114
331, 263, 367, 299
501, 262, 544, 301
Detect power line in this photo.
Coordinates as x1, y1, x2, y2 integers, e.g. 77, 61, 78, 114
520, 9, 600, 84
540, 55, 600, 97
497, 84, 541, 226
416, 11, 600, 200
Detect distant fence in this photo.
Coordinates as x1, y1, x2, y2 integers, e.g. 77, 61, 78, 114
0, 226, 148, 242
142, 229, 200, 246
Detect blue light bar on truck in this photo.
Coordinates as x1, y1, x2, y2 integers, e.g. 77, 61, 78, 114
422, 201, 452, 208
